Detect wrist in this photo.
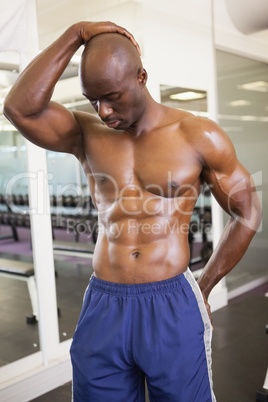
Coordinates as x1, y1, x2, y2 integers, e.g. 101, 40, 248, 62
68, 22, 87, 46
197, 277, 212, 300
70, 21, 99, 46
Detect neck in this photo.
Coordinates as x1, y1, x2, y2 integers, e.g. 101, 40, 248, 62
126, 89, 163, 137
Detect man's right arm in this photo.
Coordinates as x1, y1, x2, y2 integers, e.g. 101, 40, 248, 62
3, 21, 139, 157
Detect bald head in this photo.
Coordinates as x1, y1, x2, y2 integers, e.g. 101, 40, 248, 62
80, 33, 143, 87
79, 33, 148, 128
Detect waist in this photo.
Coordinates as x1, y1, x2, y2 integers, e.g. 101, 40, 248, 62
89, 268, 189, 295
92, 234, 190, 283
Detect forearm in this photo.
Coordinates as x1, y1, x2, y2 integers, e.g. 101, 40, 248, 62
197, 214, 259, 300
3, 20, 140, 123
3, 23, 83, 119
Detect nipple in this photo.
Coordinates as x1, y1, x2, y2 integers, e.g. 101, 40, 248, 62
169, 180, 179, 189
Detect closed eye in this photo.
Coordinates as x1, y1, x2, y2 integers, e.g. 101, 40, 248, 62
107, 94, 121, 102
82, 93, 97, 105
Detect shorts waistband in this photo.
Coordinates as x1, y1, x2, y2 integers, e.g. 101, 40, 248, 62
89, 271, 187, 296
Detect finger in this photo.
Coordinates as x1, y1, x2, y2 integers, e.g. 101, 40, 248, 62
123, 32, 141, 55
133, 40, 141, 56
112, 24, 141, 55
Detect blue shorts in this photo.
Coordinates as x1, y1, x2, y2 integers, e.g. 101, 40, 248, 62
70, 268, 216, 401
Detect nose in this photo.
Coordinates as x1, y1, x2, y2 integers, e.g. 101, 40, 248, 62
98, 101, 113, 120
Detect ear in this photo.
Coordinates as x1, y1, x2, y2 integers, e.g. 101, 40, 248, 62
137, 68, 147, 88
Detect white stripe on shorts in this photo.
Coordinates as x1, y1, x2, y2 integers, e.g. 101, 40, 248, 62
183, 268, 216, 402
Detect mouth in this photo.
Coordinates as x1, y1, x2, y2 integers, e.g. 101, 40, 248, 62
104, 120, 121, 129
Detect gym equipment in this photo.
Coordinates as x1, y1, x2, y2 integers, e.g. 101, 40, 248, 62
0, 195, 19, 241
0, 193, 99, 243
189, 205, 212, 268
0, 258, 38, 324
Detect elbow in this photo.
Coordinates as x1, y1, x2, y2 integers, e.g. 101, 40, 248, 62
2, 97, 21, 125
3, 98, 14, 120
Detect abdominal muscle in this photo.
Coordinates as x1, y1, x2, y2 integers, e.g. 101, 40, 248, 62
92, 213, 191, 284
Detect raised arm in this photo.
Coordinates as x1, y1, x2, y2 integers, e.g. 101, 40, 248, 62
3, 21, 140, 156
188, 118, 262, 310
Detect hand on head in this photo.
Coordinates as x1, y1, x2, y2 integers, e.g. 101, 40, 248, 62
79, 21, 141, 55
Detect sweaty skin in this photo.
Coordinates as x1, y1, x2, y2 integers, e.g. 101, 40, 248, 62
3, 21, 262, 319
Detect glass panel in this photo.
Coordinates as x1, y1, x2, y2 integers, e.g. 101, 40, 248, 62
47, 150, 96, 342
216, 51, 268, 292
160, 86, 212, 275
0, 104, 40, 365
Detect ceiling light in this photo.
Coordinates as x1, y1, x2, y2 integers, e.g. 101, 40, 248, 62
240, 115, 257, 121
170, 91, 206, 101
227, 100, 251, 107
237, 81, 268, 92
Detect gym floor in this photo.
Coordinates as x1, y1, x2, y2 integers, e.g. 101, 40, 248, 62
0, 227, 267, 402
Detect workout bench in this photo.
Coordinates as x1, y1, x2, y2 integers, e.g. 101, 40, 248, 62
53, 240, 95, 259
0, 258, 38, 324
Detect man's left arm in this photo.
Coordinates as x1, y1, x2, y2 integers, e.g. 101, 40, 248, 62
196, 119, 262, 309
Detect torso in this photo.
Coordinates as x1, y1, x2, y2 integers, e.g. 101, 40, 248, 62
76, 107, 203, 283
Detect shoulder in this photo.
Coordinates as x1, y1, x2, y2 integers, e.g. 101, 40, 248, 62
73, 110, 104, 131
179, 114, 237, 172
179, 113, 227, 146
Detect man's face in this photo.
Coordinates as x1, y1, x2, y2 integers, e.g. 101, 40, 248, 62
81, 57, 144, 131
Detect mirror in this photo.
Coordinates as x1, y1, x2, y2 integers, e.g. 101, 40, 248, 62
0, 119, 41, 365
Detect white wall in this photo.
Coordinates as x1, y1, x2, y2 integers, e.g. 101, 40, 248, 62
142, 0, 214, 94
53, 0, 216, 114
37, 0, 143, 50
214, 0, 268, 62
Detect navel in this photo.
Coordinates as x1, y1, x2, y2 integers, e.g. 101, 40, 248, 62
131, 251, 140, 259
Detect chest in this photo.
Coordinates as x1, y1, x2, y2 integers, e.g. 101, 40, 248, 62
84, 130, 202, 198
